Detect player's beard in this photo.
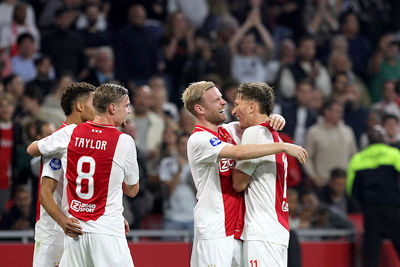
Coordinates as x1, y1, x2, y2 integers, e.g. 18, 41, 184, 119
206, 110, 226, 126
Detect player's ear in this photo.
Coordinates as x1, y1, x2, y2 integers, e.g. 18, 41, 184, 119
109, 103, 116, 114
76, 101, 84, 112
249, 101, 256, 113
194, 104, 204, 115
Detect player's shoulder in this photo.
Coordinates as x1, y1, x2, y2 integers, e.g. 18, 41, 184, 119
188, 131, 223, 148
118, 132, 135, 145
243, 124, 269, 135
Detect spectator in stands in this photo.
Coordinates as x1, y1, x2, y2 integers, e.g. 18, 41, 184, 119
277, 35, 332, 100
339, 11, 371, 80
288, 188, 301, 230
159, 119, 179, 160
77, 3, 111, 52
359, 109, 383, 149
303, 0, 340, 48
305, 100, 357, 187
121, 116, 151, 229
167, 0, 208, 29
83, 46, 116, 86
114, 4, 163, 86
342, 83, 370, 148
42, 74, 73, 112
0, 92, 22, 215
0, 2, 40, 57
76, 2, 107, 32
149, 75, 179, 122
229, 7, 274, 84
221, 78, 239, 123
0, 49, 12, 79
3, 73, 24, 101
280, 79, 318, 146
160, 132, 195, 233
179, 34, 214, 91
265, 38, 297, 85
382, 113, 400, 149
26, 55, 55, 96
347, 125, 400, 267
21, 84, 65, 129
371, 80, 400, 119
132, 85, 165, 174
0, 0, 36, 31
178, 108, 196, 134
298, 190, 354, 230
318, 168, 360, 216
41, 8, 86, 78
208, 15, 238, 79
3, 74, 24, 121
38, 0, 82, 29
160, 11, 195, 105
11, 33, 38, 83
309, 86, 324, 114
368, 33, 400, 103
0, 184, 35, 230
327, 50, 370, 106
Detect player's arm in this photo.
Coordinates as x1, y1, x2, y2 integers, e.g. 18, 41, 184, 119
27, 126, 73, 157
219, 142, 308, 163
123, 182, 140, 198
232, 169, 251, 192
122, 135, 140, 198
27, 141, 40, 157
39, 177, 84, 237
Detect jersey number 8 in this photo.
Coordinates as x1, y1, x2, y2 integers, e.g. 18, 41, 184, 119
76, 156, 95, 199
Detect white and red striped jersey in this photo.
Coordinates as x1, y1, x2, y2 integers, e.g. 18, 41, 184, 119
38, 121, 139, 237
187, 124, 244, 240
35, 122, 68, 246
235, 123, 290, 247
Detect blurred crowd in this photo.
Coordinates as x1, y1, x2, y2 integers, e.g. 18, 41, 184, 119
0, 0, 400, 234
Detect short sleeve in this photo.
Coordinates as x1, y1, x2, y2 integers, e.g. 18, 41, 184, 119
38, 124, 75, 156
235, 126, 273, 176
188, 132, 229, 164
120, 134, 139, 185
41, 155, 63, 182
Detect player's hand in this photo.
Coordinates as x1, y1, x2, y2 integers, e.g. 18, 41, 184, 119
283, 143, 308, 164
267, 114, 286, 131
124, 218, 130, 235
62, 217, 84, 238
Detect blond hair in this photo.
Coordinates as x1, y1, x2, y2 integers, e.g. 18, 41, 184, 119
182, 81, 215, 116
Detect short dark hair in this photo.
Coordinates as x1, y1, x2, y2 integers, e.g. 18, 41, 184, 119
17, 33, 34, 46
24, 84, 44, 105
94, 83, 128, 114
368, 125, 387, 144
382, 113, 399, 125
322, 99, 342, 113
60, 82, 96, 116
330, 168, 346, 179
33, 55, 50, 68
235, 82, 275, 115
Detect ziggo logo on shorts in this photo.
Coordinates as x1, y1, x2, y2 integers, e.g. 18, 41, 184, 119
70, 199, 96, 213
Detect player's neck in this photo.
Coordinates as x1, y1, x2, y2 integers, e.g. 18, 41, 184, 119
93, 114, 116, 126
197, 118, 219, 133
65, 113, 84, 125
251, 113, 269, 126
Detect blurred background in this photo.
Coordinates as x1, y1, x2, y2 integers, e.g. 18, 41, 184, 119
0, 0, 400, 266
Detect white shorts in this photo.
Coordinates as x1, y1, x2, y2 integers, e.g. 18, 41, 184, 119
191, 235, 243, 267
243, 240, 287, 267
33, 241, 63, 267
59, 233, 134, 267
